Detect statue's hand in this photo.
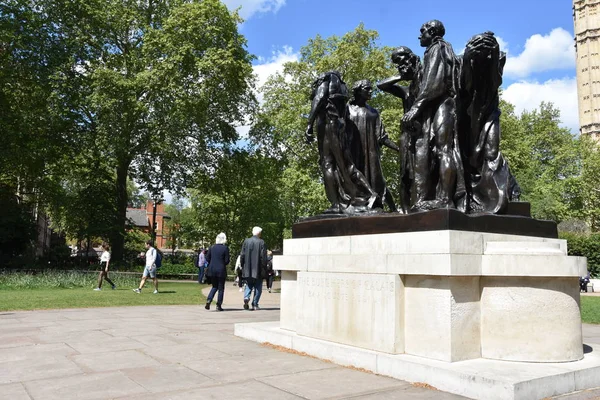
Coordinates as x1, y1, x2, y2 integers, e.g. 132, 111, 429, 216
402, 108, 418, 123
465, 33, 498, 60
305, 125, 314, 144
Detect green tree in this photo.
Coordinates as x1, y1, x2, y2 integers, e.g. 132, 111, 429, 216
189, 148, 285, 256
6, 0, 257, 261
500, 101, 585, 223
0, 0, 84, 260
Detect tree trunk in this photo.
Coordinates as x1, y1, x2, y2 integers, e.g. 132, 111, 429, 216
111, 158, 130, 262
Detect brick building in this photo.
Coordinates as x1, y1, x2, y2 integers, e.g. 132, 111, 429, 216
126, 200, 171, 249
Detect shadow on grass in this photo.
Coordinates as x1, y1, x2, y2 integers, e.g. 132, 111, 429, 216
157, 291, 177, 294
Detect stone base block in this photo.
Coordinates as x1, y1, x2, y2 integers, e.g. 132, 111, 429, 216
275, 230, 586, 363
235, 321, 600, 400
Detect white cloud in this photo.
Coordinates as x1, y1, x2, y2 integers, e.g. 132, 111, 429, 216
503, 77, 579, 133
222, 0, 285, 20
253, 45, 299, 89
252, 46, 299, 106
503, 28, 575, 78
495, 36, 509, 54
233, 47, 299, 143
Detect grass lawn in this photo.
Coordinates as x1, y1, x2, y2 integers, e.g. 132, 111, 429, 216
0, 282, 207, 311
582, 296, 600, 324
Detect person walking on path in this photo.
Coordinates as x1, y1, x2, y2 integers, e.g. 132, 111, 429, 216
196, 248, 206, 284
205, 232, 230, 311
234, 253, 245, 292
133, 240, 159, 294
94, 243, 116, 291
266, 250, 275, 293
241, 226, 267, 310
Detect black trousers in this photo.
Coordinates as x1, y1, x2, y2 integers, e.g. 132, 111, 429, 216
207, 277, 226, 306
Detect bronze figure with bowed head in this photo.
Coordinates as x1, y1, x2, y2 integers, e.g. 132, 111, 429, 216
347, 79, 400, 212
459, 31, 520, 213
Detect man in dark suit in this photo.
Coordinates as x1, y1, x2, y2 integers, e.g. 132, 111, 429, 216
241, 226, 267, 310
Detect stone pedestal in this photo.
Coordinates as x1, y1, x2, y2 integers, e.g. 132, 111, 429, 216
275, 230, 585, 363
236, 223, 599, 399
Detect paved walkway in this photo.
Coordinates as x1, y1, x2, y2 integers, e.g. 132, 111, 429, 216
1, 284, 599, 399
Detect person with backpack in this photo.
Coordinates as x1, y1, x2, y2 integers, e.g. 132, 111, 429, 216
133, 240, 160, 294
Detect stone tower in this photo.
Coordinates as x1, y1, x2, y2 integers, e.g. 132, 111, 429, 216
574, 0, 600, 140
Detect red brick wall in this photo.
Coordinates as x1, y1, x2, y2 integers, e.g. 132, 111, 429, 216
145, 201, 169, 249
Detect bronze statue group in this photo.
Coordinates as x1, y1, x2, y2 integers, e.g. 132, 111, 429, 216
305, 20, 520, 216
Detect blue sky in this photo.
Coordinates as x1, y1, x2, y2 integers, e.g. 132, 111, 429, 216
225, 0, 577, 133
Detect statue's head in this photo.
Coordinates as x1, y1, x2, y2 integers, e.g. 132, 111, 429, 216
352, 79, 372, 101
311, 70, 344, 99
419, 20, 445, 47
464, 31, 499, 61
391, 46, 419, 80
325, 70, 342, 80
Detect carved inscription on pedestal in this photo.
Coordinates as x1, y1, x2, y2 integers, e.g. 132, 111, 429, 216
297, 272, 404, 354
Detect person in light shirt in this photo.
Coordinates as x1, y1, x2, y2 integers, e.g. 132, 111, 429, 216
93, 243, 116, 291
133, 240, 159, 294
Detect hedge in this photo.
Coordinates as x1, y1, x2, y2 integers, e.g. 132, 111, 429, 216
559, 232, 600, 278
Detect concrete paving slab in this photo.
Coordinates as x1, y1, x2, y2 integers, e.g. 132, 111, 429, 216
0, 335, 36, 348
28, 329, 112, 345
129, 333, 181, 347
257, 366, 409, 399
186, 351, 336, 383
67, 336, 147, 354
71, 349, 161, 373
0, 343, 78, 363
41, 320, 113, 334
0, 355, 83, 384
346, 385, 467, 399
138, 343, 231, 364
120, 365, 215, 392
23, 371, 147, 400
0, 383, 32, 400
202, 336, 285, 356
100, 325, 172, 337
162, 330, 237, 344
0, 326, 44, 336
116, 378, 306, 400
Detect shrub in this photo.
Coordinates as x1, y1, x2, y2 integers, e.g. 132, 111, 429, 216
158, 262, 196, 275
559, 232, 600, 278
0, 270, 139, 289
